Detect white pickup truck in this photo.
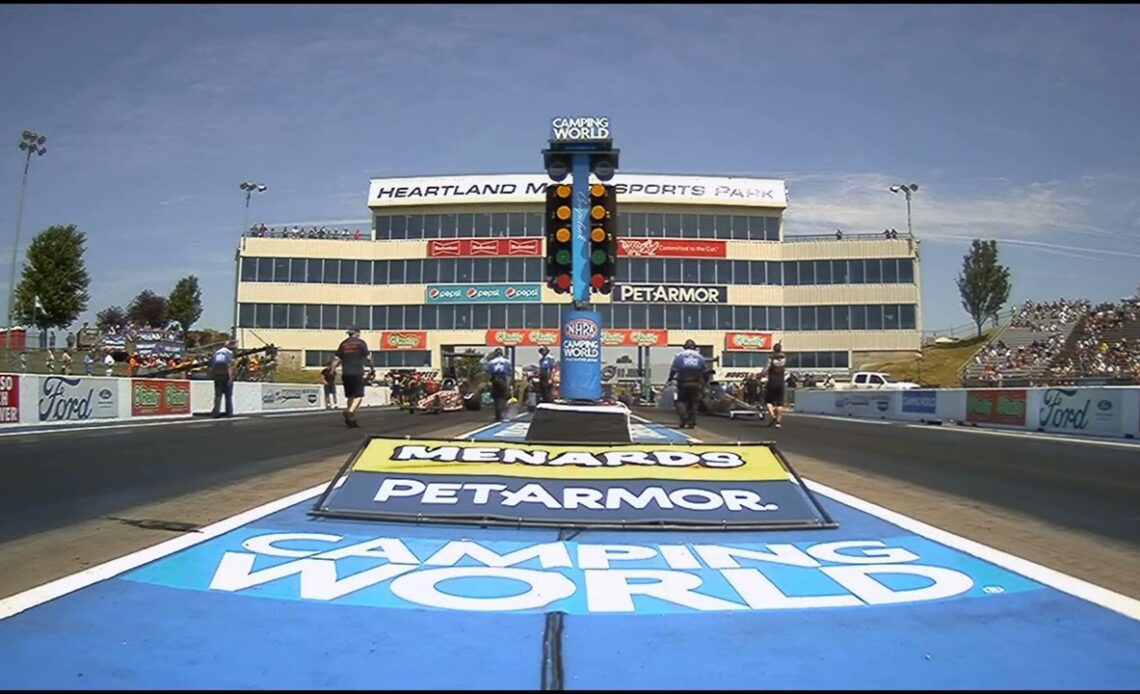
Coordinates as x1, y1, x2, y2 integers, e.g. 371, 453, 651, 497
837, 371, 921, 390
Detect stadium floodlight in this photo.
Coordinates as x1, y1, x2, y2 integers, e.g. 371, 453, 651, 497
7, 130, 48, 365
889, 182, 919, 237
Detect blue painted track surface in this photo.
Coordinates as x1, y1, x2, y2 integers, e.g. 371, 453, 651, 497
1, 417, 1138, 689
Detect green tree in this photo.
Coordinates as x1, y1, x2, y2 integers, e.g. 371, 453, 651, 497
96, 305, 126, 333
167, 275, 203, 331
957, 239, 1012, 339
13, 225, 91, 330
126, 289, 168, 328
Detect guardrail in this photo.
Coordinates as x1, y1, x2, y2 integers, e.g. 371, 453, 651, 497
793, 386, 1140, 439
0, 372, 391, 428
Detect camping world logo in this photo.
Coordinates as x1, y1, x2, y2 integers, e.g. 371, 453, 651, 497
565, 318, 599, 340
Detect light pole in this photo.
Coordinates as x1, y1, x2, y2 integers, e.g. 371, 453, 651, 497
234, 182, 267, 345
889, 182, 919, 237
6, 130, 47, 365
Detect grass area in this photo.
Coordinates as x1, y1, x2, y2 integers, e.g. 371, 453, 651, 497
274, 366, 319, 384
864, 331, 995, 387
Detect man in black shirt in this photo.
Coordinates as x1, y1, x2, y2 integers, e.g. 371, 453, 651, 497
330, 328, 373, 428
763, 343, 788, 428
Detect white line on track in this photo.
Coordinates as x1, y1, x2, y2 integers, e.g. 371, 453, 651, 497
0, 422, 494, 621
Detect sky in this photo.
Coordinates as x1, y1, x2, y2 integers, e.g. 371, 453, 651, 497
1, 4, 1138, 335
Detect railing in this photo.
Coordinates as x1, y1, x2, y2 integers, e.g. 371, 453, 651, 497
783, 231, 913, 243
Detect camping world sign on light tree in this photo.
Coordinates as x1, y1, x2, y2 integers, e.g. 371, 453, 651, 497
542, 117, 620, 403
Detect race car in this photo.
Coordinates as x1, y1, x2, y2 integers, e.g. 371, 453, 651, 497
414, 380, 465, 414
698, 380, 766, 421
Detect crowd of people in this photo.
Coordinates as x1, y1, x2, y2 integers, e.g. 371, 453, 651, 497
1048, 298, 1140, 380
1009, 298, 1088, 332
245, 224, 367, 241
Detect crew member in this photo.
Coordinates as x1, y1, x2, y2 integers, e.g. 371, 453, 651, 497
484, 348, 513, 422
668, 339, 708, 429
329, 327, 373, 428
764, 342, 788, 428
209, 339, 235, 418
320, 362, 338, 409
537, 346, 556, 404
742, 373, 761, 407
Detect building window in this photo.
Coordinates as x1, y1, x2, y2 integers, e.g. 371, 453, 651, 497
900, 303, 917, 329
239, 303, 255, 328
240, 258, 257, 282
865, 259, 882, 284
899, 258, 915, 284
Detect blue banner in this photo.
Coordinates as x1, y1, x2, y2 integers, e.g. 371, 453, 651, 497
571, 154, 591, 302
560, 309, 602, 401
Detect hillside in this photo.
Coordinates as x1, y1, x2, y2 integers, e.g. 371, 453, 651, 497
864, 332, 993, 388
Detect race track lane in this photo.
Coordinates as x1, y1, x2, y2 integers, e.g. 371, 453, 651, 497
636, 407, 1140, 547
0, 408, 490, 543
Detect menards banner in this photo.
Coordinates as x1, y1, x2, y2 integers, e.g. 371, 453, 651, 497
312, 437, 830, 530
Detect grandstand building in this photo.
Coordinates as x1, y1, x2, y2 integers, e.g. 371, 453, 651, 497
235, 173, 922, 378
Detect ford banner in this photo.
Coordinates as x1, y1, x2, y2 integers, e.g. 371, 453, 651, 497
1037, 388, 1122, 436
38, 376, 118, 422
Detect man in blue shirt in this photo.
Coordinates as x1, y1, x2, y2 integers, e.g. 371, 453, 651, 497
537, 346, 556, 404
668, 339, 708, 429
210, 340, 235, 418
484, 348, 513, 422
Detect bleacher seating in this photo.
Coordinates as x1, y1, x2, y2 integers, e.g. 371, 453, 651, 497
961, 299, 1087, 385
1049, 298, 1140, 380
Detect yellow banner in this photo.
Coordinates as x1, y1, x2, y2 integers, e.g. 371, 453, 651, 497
352, 438, 789, 481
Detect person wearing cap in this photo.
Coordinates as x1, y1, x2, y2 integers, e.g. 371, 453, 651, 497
484, 347, 513, 422
668, 339, 709, 429
537, 346, 556, 404
329, 328, 373, 428
763, 342, 788, 428
209, 339, 236, 418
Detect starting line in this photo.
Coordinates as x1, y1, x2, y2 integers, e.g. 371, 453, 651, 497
0, 416, 1137, 689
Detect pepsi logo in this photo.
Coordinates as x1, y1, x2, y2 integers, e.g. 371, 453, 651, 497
505, 287, 517, 298
466, 287, 478, 298
428, 289, 441, 299
565, 318, 599, 340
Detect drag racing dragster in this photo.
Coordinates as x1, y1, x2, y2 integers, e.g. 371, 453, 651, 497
698, 378, 768, 422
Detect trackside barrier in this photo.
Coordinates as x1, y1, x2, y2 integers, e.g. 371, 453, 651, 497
794, 386, 1140, 440
0, 373, 391, 429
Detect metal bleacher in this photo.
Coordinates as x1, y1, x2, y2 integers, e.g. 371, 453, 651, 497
960, 301, 1088, 386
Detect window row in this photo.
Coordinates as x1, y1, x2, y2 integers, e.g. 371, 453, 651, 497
721, 351, 850, 369
239, 303, 917, 332
305, 349, 431, 368
241, 256, 915, 287
374, 212, 783, 241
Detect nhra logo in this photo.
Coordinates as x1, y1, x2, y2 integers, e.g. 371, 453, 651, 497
564, 319, 599, 340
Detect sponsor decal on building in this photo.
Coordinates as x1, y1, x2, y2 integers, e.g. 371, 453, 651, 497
381, 331, 428, 350
486, 329, 560, 347
0, 374, 18, 423
615, 284, 727, 304
368, 174, 787, 209
1037, 388, 1121, 435
38, 376, 118, 422
617, 238, 727, 258
901, 390, 937, 415
560, 311, 603, 402
966, 389, 1027, 426
131, 379, 191, 417
126, 529, 1038, 616
427, 238, 542, 258
724, 332, 774, 351
425, 284, 542, 304
602, 329, 668, 347
551, 115, 611, 141
261, 385, 322, 411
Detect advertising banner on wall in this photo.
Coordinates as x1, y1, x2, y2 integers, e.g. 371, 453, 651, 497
131, 379, 191, 417
602, 329, 668, 347
38, 376, 118, 422
834, 393, 892, 417
0, 373, 19, 423
614, 284, 727, 304
427, 238, 542, 257
485, 329, 561, 347
425, 284, 542, 304
966, 389, 1027, 426
560, 310, 602, 401
1036, 388, 1122, 435
901, 390, 938, 415
724, 332, 774, 351
617, 239, 727, 258
260, 385, 322, 411
381, 332, 428, 350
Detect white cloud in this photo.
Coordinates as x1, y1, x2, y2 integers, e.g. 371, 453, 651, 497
783, 172, 1140, 261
